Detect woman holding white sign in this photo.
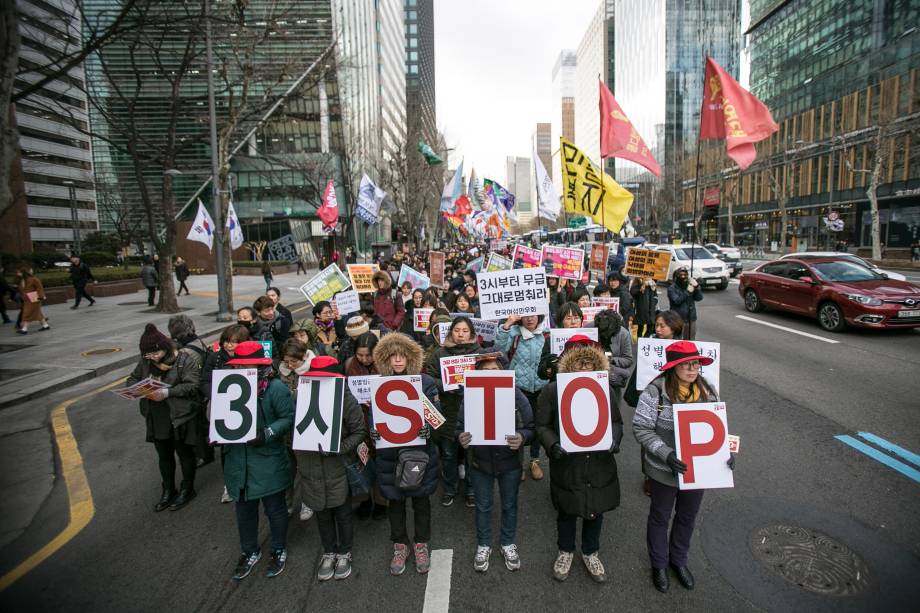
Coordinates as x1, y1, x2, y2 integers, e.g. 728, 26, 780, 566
536, 337, 624, 584
537, 302, 583, 382
632, 341, 733, 593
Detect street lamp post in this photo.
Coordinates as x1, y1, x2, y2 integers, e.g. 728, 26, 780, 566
62, 180, 81, 254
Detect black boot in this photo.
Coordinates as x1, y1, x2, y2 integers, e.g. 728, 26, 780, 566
652, 568, 670, 593
169, 482, 197, 511
670, 564, 695, 590
155, 485, 177, 512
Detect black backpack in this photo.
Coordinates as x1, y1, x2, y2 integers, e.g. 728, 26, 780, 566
396, 448, 430, 491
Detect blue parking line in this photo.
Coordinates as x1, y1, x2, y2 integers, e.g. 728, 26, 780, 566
857, 432, 920, 468
835, 435, 920, 484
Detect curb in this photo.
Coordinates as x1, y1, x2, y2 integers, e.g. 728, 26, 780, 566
0, 300, 310, 411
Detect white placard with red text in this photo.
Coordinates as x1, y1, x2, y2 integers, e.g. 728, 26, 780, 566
370, 375, 425, 449
549, 327, 599, 355
439, 355, 478, 391
635, 339, 720, 393
463, 370, 516, 445
673, 402, 733, 490
556, 371, 612, 453
581, 306, 605, 324
413, 307, 434, 332
592, 296, 620, 311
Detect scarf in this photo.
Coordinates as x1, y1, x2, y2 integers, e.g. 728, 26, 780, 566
316, 319, 335, 331
279, 361, 311, 377
676, 383, 701, 403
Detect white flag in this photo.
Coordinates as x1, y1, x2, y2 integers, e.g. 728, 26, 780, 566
533, 146, 560, 222
226, 200, 244, 249
187, 199, 215, 252
440, 159, 464, 213
356, 174, 386, 225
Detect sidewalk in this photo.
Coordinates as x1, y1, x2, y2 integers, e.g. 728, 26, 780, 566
0, 270, 316, 410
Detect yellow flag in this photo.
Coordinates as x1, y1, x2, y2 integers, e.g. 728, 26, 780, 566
560, 137, 634, 233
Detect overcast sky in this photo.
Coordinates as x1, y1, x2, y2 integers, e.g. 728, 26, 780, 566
434, 0, 599, 183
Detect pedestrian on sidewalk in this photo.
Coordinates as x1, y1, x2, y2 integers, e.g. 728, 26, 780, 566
536, 336, 624, 584
69, 254, 96, 309
632, 340, 735, 594
371, 332, 440, 576
294, 355, 367, 582
141, 256, 158, 306
667, 267, 702, 340
0, 266, 16, 324
223, 340, 294, 581
295, 254, 307, 275
168, 315, 211, 466
128, 324, 203, 513
175, 257, 191, 296
15, 267, 50, 334
457, 353, 534, 573
261, 260, 273, 292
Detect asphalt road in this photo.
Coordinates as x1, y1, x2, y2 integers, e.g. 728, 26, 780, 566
1, 284, 919, 612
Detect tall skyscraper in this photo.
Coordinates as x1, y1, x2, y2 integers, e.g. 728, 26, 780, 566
12, 0, 98, 251
532, 123, 552, 224
376, 0, 407, 161
551, 50, 577, 194
574, 1, 616, 176
404, 0, 437, 149
505, 156, 533, 224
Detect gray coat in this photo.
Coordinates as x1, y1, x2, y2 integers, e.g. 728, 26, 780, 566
632, 377, 719, 487
141, 264, 158, 288
605, 327, 634, 388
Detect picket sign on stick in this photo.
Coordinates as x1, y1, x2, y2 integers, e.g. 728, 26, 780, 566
333, 289, 360, 315
370, 375, 425, 449
463, 370, 516, 445
300, 265, 351, 305
209, 369, 258, 444
549, 328, 599, 355
592, 296, 620, 311
347, 264, 380, 293
293, 377, 345, 452
511, 244, 543, 269
557, 371, 612, 453
673, 402, 734, 490
635, 339, 721, 393
413, 307, 434, 332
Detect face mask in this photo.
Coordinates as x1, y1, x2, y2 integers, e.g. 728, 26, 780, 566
237, 320, 252, 329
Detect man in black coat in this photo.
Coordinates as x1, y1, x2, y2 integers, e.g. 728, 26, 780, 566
175, 257, 191, 295
69, 255, 96, 309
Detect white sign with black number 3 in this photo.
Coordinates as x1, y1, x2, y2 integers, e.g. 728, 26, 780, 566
209, 369, 258, 444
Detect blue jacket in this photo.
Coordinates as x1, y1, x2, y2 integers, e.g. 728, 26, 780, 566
495, 325, 548, 394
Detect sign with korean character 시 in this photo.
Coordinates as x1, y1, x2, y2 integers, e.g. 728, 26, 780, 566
673, 402, 733, 490
557, 371, 612, 453
463, 370, 517, 445
370, 375, 425, 449
549, 328, 599, 355
209, 369, 258, 444
293, 376, 345, 452
439, 355, 478, 391
476, 268, 549, 320
511, 244, 543, 269
635, 339, 720, 393
542, 245, 584, 280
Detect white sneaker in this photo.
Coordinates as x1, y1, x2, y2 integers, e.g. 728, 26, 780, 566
299, 503, 314, 521
473, 546, 491, 572
220, 486, 232, 504
553, 550, 574, 581
582, 552, 607, 583
500, 544, 521, 571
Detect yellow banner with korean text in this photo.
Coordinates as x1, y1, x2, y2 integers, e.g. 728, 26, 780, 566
560, 137, 634, 233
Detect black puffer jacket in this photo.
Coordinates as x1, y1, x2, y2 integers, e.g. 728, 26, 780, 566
424, 338, 490, 442
456, 385, 534, 475
536, 344, 624, 519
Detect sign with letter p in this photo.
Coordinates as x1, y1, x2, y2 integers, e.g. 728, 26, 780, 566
673, 402, 733, 490
209, 369, 258, 444
557, 371, 612, 453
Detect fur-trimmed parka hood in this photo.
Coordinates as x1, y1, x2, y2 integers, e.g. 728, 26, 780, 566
373, 332, 423, 376
558, 343, 609, 374
372, 270, 393, 291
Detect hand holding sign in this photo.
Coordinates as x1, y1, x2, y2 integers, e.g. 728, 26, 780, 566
557, 371, 612, 453
293, 377, 345, 452
210, 369, 258, 444
673, 402, 733, 490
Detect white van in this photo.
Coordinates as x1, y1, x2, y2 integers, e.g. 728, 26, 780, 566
654, 244, 730, 290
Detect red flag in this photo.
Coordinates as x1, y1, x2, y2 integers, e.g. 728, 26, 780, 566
454, 194, 472, 218
318, 179, 339, 233
700, 57, 778, 170
599, 79, 661, 176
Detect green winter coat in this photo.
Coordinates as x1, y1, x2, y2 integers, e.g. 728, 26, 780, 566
222, 378, 294, 501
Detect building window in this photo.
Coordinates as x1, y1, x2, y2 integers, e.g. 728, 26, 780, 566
409, 64, 418, 75
409, 10, 417, 20
409, 24, 417, 35
410, 51, 417, 61
409, 37, 417, 48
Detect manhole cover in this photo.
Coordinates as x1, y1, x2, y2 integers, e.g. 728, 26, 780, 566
750, 524, 873, 596
81, 347, 123, 356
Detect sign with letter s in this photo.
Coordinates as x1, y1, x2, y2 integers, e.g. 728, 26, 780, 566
556, 371, 612, 453
210, 369, 258, 444
673, 402, 733, 490
371, 375, 425, 449
293, 376, 345, 452
463, 370, 516, 445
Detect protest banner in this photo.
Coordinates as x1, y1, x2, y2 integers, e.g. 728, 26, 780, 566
592, 296, 620, 311
347, 264, 380, 293
293, 377, 345, 452
673, 402, 733, 490
466, 256, 484, 273
435, 322, 450, 345
549, 328, 599, 355
257, 340, 273, 359
397, 264, 431, 290
491, 239, 509, 251
589, 243, 609, 274
463, 370, 517, 445
439, 355, 478, 391
635, 339, 720, 393
476, 268, 549, 320
542, 245, 584, 280
429, 251, 446, 286
485, 252, 513, 272
581, 306, 606, 324
347, 375, 379, 404
413, 307, 434, 332
370, 375, 425, 449
423, 396, 447, 429
111, 377, 171, 401
470, 318, 498, 342
624, 247, 672, 281
511, 244, 543, 269
333, 289, 360, 315
557, 371, 612, 453
300, 264, 351, 305
209, 369, 258, 444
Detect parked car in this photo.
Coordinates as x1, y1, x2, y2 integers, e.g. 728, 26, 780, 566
738, 257, 920, 331
705, 243, 742, 259
778, 252, 906, 281
655, 244, 730, 290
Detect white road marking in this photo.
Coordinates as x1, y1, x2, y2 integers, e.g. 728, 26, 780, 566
735, 315, 840, 344
422, 549, 453, 613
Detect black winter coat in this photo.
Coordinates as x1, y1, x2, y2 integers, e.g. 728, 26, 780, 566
630, 280, 658, 326
536, 381, 624, 519
199, 346, 231, 402
424, 340, 489, 442
456, 387, 534, 475
70, 261, 95, 285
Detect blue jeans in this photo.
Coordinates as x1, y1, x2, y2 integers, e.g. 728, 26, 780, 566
235, 490, 288, 554
437, 437, 470, 497
470, 466, 522, 547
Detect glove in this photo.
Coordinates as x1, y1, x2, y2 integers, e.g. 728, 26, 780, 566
610, 444, 620, 454
549, 443, 567, 461
688, 277, 699, 289
417, 423, 431, 440
647, 279, 656, 289
666, 451, 688, 474
542, 355, 559, 379
369, 428, 380, 441
727, 454, 735, 470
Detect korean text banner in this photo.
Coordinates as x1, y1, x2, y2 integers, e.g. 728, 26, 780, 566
560, 137, 633, 233
542, 245, 584, 280
635, 339, 720, 393
347, 264, 380, 293
475, 268, 549, 320
511, 244, 543, 269
624, 248, 672, 281
300, 265, 351, 305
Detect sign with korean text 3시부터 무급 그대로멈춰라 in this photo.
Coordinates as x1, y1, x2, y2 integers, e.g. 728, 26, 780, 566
475, 268, 549, 320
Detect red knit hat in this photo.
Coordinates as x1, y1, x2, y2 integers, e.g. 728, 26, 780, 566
226, 340, 273, 365
659, 340, 714, 371
139, 323, 173, 354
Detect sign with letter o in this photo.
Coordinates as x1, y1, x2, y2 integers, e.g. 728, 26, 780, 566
673, 402, 733, 490
557, 371, 612, 453
370, 375, 424, 449
209, 369, 258, 444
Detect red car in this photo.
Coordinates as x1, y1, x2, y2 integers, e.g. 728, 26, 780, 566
738, 257, 920, 331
